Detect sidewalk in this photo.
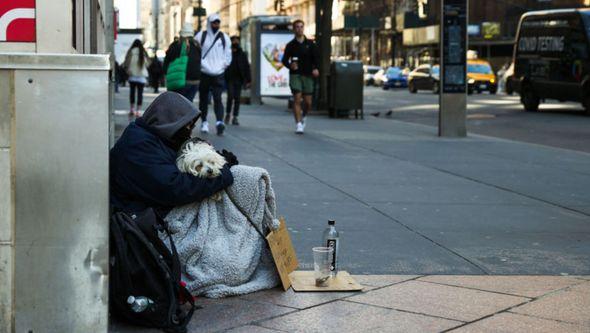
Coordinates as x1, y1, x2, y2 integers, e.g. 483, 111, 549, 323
111, 90, 590, 332
110, 275, 590, 332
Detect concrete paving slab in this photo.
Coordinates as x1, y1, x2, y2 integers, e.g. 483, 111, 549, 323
259, 300, 462, 333
347, 280, 528, 322
418, 275, 584, 298
184, 297, 295, 333
239, 287, 357, 310
352, 275, 420, 288
511, 281, 590, 326
449, 312, 588, 333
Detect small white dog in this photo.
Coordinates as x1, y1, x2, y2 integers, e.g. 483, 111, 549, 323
176, 138, 227, 201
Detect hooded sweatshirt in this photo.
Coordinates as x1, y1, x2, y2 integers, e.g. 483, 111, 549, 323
194, 13, 232, 76
110, 92, 233, 213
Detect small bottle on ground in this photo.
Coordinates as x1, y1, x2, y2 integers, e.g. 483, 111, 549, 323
127, 295, 154, 313
322, 220, 339, 277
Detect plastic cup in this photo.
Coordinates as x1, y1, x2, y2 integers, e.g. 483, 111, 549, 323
313, 247, 333, 287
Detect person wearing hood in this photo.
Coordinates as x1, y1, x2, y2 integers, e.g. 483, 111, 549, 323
195, 13, 232, 136
110, 92, 236, 214
164, 22, 202, 102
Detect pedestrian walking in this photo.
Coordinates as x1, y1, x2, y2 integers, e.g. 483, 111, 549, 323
195, 13, 232, 136
164, 23, 201, 102
224, 36, 251, 126
281, 19, 319, 134
148, 56, 164, 93
123, 39, 151, 117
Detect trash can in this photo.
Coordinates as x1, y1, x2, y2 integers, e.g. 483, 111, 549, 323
329, 61, 364, 119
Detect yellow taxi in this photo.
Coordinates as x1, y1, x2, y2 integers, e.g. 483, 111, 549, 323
467, 59, 497, 94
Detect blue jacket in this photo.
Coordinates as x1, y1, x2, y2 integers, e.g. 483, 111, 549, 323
110, 92, 233, 214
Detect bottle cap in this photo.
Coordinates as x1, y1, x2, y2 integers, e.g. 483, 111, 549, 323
328, 220, 335, 225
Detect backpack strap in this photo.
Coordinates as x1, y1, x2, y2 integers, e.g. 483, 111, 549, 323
201, 32, 226, 59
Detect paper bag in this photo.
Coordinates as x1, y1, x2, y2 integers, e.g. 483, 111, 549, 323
266, 217, 298, 290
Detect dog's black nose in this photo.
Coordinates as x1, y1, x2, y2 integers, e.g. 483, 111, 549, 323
207, 169, 213, 174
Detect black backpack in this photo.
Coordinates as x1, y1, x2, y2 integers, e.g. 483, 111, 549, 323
109, 208, 196, 333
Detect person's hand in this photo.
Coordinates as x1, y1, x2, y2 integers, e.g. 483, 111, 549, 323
290, 62, 299, 71
217, 149, 239, 167
245, 82, 251, 89
312, 69, 319, 78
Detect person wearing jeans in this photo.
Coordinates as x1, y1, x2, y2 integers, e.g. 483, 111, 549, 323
195, 13, 232, 136
224, 36, 251, 126
123, 39, 151, 118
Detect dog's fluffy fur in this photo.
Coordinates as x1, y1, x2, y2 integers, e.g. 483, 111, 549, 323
177, 138, 226, 200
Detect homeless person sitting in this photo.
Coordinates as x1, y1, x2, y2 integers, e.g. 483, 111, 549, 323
110, 91, 281, 299
110, 91, 235, 215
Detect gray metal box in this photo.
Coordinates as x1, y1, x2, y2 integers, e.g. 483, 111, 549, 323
0, 53, 110, 333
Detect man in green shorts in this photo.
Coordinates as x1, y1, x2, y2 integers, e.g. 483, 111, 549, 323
282, 19, 320, 134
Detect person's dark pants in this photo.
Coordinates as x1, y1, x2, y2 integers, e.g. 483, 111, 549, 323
172, 84, 199, 103
151, 78, 160, 93
226, 80, 243, 117
199, 73, 224, 123
129, 81, 145, 106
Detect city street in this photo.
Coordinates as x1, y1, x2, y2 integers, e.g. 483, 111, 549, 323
114, 87, 590, 276
364, 86, 590, 153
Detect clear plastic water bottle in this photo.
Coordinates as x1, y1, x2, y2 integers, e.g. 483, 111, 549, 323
322, 220, 339, 277
127, 295, 154, 313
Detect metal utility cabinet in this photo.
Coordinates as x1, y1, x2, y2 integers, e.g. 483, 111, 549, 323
0, 53, 110, 332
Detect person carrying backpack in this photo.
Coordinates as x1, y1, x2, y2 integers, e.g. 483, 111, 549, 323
195, 13, 232, 136
164, 23, 202, 102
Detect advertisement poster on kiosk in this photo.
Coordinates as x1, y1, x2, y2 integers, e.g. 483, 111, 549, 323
260, 33, 292, 96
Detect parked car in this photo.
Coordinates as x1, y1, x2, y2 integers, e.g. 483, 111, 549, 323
408, 64, 440, 93
512, 8, 590, 113
467, 59, 497, 94
363, 65, 382, 86
382, 67, 409, 89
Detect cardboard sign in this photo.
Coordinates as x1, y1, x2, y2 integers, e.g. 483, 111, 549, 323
266, 217, 298, 290
289, 271, 363, 292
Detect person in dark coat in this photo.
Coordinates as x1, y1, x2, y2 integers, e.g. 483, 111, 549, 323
148, 56, 164, 93
163, 23, 201, 102
110, 92, 235, 214
224, 36, 251, 126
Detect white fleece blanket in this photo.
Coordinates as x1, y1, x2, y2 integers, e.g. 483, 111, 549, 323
163, 165, 281, 298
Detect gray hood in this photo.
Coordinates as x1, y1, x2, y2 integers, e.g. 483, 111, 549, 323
140, 92, 200, 141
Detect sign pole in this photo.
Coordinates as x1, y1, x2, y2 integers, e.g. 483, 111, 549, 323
439, 0, 467, 137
